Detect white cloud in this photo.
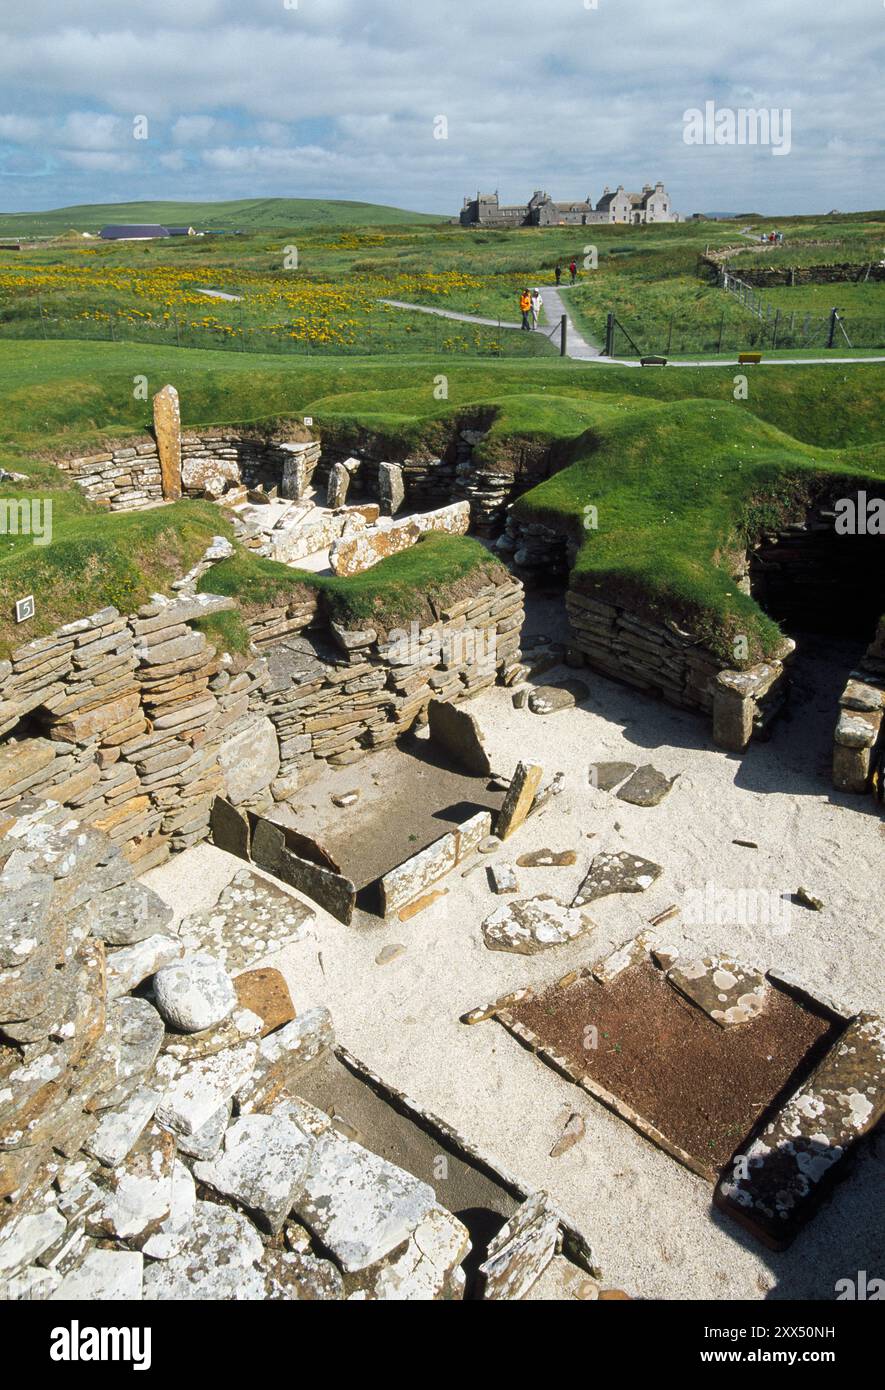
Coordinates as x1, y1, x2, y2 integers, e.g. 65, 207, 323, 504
0, 0, 880, 213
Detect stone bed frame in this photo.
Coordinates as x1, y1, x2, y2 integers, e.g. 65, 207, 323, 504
472, 932, 885, 1250
210, 757, 554, 925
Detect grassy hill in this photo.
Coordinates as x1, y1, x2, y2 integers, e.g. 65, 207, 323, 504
1, 338, 884, 661
0, 197, 446, 237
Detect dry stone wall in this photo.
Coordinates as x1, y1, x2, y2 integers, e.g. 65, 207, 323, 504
252, 572, 525, 777
56, 434, 320, 511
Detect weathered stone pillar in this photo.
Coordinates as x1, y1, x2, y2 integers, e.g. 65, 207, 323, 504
378, 461, 404, 517
152, 385, 182, 500
712, 663, 784, 752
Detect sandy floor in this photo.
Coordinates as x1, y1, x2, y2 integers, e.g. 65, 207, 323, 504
143, 596, 885, 1301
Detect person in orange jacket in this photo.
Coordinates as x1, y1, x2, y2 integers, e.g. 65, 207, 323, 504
519, 288, 532, 330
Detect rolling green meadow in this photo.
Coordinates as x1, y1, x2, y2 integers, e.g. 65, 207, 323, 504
0, 199, 883, 663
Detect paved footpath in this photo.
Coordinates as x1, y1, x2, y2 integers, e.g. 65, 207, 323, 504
379, 292, 885, 369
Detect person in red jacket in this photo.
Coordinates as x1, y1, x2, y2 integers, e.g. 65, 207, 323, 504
569, 259, 578, 284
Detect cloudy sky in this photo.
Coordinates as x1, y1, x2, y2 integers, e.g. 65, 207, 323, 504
0, 0, 882, 216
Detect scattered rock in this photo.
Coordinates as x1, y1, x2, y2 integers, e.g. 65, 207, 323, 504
490, 864, 518, 895
615, 764, 678, 807
152, 955, 237, 1034
477, 835, 502, 854
588, 761, 636, 792
482, 896, 593, 955
572, 851, 663, 906
550, 1113, 585, 1158
516, 848, 577, 868
528, 680, 590, 715
794, 887, 824, 911
375, 943, 406, 965
331, 790, 360, 808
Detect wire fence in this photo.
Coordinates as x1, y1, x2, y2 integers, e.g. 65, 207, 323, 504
603, 299, 885, 358
0, 305, 560, 360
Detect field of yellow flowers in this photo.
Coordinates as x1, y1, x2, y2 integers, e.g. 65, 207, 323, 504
0, 224, 565, 357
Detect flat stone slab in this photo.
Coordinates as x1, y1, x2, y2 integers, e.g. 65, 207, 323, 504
668, 957, 769, 1027
143, 1200, 265, 1300
155, 1041, 257, 1136
194, 1113, 314, 1234
51, 1248, 144, 1301
292, 1132, 437, 1274
358, 1204, 471, 1301
178, 868, 314, 973
572, 851, 663, 907
516, 848, 577, 868
588, 760, 637, 791
427, 698, 492, 776
716, 1013, 885, 1248
478, 1192, 559, 1299
105, 934, 184, 999
528, 680, 590, 715
616, 764, 678, 807
482, 895, 592, 955
79, 879, 174, 946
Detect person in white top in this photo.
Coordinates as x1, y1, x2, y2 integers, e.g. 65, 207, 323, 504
530, 288, 543, 330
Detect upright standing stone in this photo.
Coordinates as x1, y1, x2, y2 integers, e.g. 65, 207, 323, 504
325, 462, 350, 510
496, 762, 543, 840
378, 462, 404, 517
152, 385, 182, 501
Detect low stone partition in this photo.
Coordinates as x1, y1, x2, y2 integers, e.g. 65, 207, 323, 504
324, 426, 554, 535
832, 616, 885, 794
329, 501, 470, 577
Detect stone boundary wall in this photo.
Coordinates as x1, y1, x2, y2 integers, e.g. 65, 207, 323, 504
55, 434, 320, 512
700, 250, 885, 287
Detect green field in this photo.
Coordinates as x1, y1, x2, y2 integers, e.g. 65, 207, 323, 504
1, 336, 883, 662
2, 202, 884, 358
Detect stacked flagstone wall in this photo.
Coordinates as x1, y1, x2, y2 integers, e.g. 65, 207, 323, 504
0, 548, 525, 867
832, 615, 885, 794
55, 434, 320, 512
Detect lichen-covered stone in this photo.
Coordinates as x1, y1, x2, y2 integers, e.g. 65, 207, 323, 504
482, 896, 592, 955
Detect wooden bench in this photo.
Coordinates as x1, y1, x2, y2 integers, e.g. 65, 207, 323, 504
738, 351, 763, 365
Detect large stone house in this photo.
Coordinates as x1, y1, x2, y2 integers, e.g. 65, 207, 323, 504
459, 182, 679, 227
